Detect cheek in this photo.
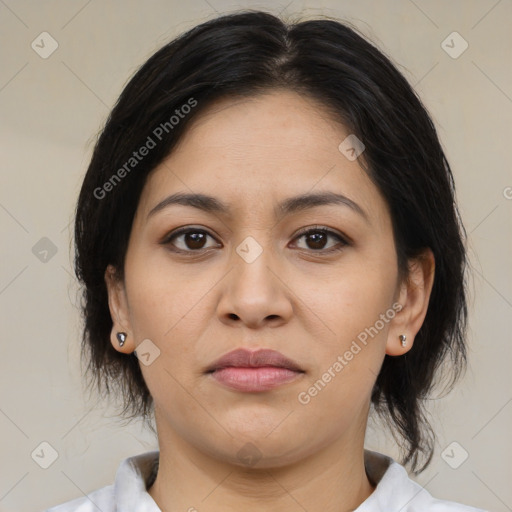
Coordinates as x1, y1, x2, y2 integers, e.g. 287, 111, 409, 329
124, 249, 221, 388
124, 245, 207, 337
297, 255, 397, 344
295, 272, 394, 429
293, 256, 397, 406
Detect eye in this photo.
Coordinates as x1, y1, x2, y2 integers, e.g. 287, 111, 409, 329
161, 225, 349, 254
161, 227, 219, 252
292, 226, 348, 253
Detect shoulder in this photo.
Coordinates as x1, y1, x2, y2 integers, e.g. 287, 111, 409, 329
360, 450, 489, 512
43, 485, 114, 512
41, 450, 160, 512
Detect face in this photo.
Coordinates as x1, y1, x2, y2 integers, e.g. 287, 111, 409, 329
105, 89, 433, 468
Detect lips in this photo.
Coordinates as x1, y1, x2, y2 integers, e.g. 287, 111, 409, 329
205, 348, 304, 374
205, 348, 305, 392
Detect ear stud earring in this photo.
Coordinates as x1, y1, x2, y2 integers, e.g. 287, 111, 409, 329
399, 334, 407, 347
116, 332, 127, 347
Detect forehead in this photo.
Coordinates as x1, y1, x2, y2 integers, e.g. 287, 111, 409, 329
136, 90, 388, 225
174, 89, 346, 155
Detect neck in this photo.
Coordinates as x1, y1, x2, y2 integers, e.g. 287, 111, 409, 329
148, 417, 375, 512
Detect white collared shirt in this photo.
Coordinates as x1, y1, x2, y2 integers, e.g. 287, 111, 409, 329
44, 450, 488, 511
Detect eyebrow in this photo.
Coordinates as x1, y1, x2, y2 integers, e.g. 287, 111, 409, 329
147, 191, 369, 223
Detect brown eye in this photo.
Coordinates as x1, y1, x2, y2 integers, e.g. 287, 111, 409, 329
293, 227, 348, 253
163, 228, 219, 252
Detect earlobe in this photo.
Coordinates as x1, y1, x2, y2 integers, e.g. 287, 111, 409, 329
385, 249, 435, 357
386, 332, 412, 357
104, 264, 134, 352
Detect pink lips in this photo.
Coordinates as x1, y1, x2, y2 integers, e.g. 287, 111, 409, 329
206, 348, 305, 392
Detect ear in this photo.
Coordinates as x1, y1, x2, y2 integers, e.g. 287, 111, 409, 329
386, 248, 435, 356
104, 264, 135, 353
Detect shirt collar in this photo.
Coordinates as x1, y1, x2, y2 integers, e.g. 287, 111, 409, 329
114, 450, 161, 511
111, 449, 471, 511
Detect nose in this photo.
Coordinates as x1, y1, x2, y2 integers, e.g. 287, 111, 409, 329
216, 244, 293, 329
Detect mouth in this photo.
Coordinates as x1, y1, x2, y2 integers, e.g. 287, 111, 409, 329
208, 367, 304, 392
205, 348, 305, 392
205, 348, 304, 373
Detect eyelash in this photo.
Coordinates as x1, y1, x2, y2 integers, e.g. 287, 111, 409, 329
161, 225, 349, 255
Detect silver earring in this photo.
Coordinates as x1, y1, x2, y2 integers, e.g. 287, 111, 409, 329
116, 332, 127, 347
399, 334, 407, 347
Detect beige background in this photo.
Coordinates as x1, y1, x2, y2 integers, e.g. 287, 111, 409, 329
0, 1, 511, 511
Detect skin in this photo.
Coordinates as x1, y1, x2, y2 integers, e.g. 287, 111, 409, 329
104, 89, 435, 512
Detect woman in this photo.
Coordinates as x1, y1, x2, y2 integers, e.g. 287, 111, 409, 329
46, 10, 487, 512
